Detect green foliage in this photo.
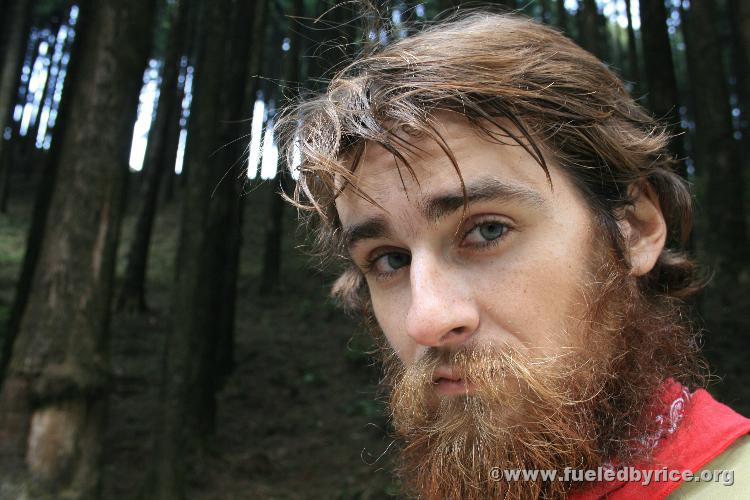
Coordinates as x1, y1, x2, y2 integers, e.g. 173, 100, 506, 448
344, 394, 384, 418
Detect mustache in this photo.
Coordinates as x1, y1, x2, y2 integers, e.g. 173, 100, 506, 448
391, 342, 600, 393
385, 342, 609, 428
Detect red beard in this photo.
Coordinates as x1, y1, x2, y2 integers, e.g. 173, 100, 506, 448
380, 258, 704, 500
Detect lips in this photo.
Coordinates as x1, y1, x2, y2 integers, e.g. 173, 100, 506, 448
433, 367, 473, 395
433, 367, 462, 383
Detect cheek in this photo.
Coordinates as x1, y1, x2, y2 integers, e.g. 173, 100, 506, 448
475, 236, 589, 350
369, 286, 418, 362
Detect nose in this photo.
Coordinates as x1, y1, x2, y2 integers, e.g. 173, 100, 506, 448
405, 253, 480, 348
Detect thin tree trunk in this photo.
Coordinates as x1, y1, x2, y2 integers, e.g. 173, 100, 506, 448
0, 0, 11, 66
118, 0, 189, 312
205, 0, 259, 408
0, 0, 33, 214
624, 0, 640, 91
556, 0, 568, 31
259, 0, 303, 294
640, 0, 686, 176
0, 142, 13, 213
150, 0, 239, 497
728, 0, 750, 159
580, 0, 603, 59
0, 0, 155, 497
213, 0, 269, 388
259, 172, 285, 293
160, 61, 190, 206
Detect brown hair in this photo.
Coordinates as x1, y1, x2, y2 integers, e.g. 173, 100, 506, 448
277, 10, 701, 308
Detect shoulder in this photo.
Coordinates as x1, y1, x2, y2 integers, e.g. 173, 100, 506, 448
668, 433, 750, 499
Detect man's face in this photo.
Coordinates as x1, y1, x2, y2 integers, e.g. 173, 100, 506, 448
336, 114, 598, 377
334, 114, 682, 499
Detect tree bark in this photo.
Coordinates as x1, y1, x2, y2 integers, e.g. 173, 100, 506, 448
212, 0, 269, 388
0, 0, 11, 67
0, 0, 33, 213
682, 0, 749, 276
259, 0, 302, 294
259, 172, 285, 293
579, 0, 603, 59
556, 0, 568, 31
0, 1, 155, 498
118, 0, 189, 312
640, 0, 686, 175
728, 0, 750, 155
1, 3, 85, 389
624, 0, 640, 90
150, 0, 250, 497
540, 0, 548, 23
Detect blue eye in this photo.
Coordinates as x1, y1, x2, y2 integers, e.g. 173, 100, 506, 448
462, 219, 510, 247
388, 253, 410, 269
369, 251, 411, 276
478, 222, 507, 241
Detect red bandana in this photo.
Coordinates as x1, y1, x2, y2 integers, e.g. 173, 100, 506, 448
570, 381, 750, 499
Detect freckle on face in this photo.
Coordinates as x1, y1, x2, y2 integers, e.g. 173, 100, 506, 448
335, 114, 597, 365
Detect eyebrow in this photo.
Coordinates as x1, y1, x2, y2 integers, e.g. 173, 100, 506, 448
342, 216, 392, 252
342, 177, 550, 251
421, 177, 549, 222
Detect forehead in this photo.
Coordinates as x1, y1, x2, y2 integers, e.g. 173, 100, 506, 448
334, 114, 571, 224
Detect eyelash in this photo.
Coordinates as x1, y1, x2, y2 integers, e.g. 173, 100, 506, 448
362, 217, 512, 281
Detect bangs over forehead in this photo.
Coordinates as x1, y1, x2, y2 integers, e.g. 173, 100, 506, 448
276, 10, 699, 302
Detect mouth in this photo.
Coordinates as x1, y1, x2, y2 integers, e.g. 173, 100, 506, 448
433, 367, 473, 396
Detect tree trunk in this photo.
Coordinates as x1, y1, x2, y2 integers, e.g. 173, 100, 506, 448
2, 3, 84, 390
640, 0, 686, 176
259, 173, 285, 293
540, 0, 548, 23
160, 63, 192, 207
0, 0, 33, 214
556, 0, 568, 31
728, 0, 750, 160
0, 0, 11, 67
259, 0, 302, 294
150, 0, 248, 497
118, 0, 189, 312
682, 0, 749, 285
734, 0, 750, 80
212, 0, 269, 389
624, 0, 640, 91
0, 0, 155, 498
207, 0, 261, 403
579, 0, 603, 59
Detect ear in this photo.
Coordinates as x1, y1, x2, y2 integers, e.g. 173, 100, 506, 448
618, 183, 667, 276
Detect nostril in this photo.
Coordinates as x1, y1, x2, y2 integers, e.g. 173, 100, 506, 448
405, 276, 479, 347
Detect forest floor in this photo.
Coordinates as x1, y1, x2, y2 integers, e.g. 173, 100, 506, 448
1, 178, 399, 500
0, 174, 748, 500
